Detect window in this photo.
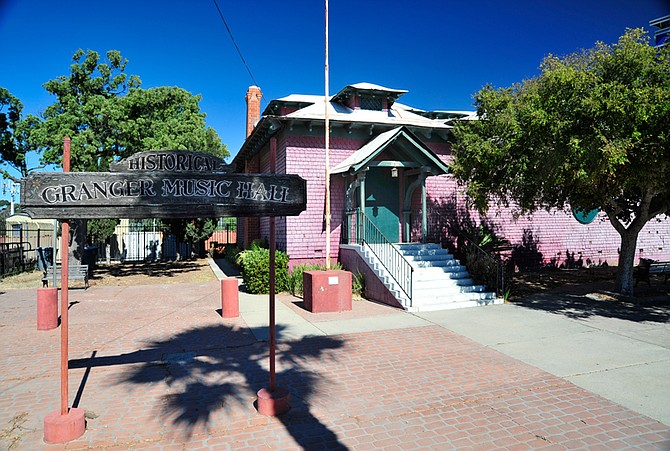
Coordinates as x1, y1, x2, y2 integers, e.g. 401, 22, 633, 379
359, 95, 383, 111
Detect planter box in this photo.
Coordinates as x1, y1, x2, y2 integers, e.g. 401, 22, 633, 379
303, 270, 352, 313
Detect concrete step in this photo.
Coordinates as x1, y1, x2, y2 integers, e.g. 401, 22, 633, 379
414, 270, 471, 281
410, 260, 466, 272
395, 243, 442, 251
414, 284, 490, 297
413, 289, 498, 304
407, 296, 503, 312
413, 279, 486, 294
397, 247, 452, 257
404, 254, 456, 264
357, 242, 499, 311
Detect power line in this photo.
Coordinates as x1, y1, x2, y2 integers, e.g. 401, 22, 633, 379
211, 0, 262, 91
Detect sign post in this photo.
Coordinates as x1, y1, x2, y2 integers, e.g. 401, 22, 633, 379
43, 138, 86, 444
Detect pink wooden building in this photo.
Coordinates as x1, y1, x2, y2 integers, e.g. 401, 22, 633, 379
233, 83, 670, 310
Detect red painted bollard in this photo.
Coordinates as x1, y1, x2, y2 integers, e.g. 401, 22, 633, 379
37, 287, 59, 330
221, 278, 239, 318
44, 408, 86, 444
257, 387, 290, 416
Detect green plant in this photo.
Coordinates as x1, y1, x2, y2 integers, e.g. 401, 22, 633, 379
352, 271, 365, 297
87, 218, 119, 244
286, 264, 307, 296
224, 244, 241, 264
503, 288, 511, 302
235, 242, 289, 294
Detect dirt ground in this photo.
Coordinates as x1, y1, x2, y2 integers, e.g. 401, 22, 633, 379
0, 258, 216, 290
507, 265, 670, 305
1, 259, 668, 305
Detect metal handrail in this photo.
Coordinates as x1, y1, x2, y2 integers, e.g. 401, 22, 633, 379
464, 240, 505, 296
345, 210, 413, 305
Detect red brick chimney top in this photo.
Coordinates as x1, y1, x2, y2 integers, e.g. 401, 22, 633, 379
245, 86, 262, 138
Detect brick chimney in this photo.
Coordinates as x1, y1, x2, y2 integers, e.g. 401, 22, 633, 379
245, 86, 262, 138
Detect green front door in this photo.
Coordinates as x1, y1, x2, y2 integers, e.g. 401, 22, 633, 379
364, 168, 400, 242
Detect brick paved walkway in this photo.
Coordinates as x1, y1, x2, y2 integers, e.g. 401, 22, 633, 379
0, 282, 668, 449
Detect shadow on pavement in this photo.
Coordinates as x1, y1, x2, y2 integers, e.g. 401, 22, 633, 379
71, 324, 349, 448
514, 290, 670, 323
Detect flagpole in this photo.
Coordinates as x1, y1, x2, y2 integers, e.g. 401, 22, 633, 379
324, 0, 331, 270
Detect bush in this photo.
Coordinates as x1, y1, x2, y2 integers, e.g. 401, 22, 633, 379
224, 244, 241, 264
235, 242, 289, 294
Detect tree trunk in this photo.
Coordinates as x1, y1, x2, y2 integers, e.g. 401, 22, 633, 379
68, 219, 87, 266
614, 227, 640, 296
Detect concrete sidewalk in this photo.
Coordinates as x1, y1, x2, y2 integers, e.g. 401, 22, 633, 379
0, 262, 666, 449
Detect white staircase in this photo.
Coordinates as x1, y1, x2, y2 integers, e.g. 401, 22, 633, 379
350, 242, 501, 312
397, 243, 501, 312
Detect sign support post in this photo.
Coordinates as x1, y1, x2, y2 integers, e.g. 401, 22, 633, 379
43, 138, 86, 444
256, 176, 290, 414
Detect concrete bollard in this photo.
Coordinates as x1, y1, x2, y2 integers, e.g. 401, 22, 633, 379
37, 287, 59, 330
44, 407, 86, 443
221, 278, 239, 318
257, 387, 290, 416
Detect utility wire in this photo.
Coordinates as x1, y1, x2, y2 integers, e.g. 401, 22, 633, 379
211, 0, 262, 93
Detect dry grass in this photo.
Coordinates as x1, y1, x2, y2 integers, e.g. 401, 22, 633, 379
0, 258, 216, 291
0, 271, 44, 290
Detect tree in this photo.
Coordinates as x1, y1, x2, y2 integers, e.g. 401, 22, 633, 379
452, 29, 670, 296
8, 49, 229, 265
166, 218, 217, 258
30, 49, 228, 171
0, 88, 43, 180
0, 88, 24, 178
87, 219, 119, 244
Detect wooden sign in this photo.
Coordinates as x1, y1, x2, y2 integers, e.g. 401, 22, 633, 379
21, 168, 307, 219
109, 150, 233, 173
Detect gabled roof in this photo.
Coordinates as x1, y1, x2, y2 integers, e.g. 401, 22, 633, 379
330, 126, 449, 176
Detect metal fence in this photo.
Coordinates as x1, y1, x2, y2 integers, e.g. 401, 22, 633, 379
1, 220, 238, 275
92, 222, 237, 263
0, 225, 56, 278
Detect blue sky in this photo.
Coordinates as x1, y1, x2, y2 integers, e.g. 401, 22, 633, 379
0, 0, 668, 202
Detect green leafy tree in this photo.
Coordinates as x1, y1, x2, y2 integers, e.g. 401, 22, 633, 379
0, 88, 24, 178
120, 87, 226, 153
87, 219, 120, 244
30, 49, 141, 171
10, 49, 229, 264
4, 49, 228, 179
29, 49, 227, 171
0, 88, 43, 180
452, 29, 670, 296
166, 218, 217, 258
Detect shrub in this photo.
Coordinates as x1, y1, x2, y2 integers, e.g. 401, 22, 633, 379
235, 242, 289, 294
352, 271, 365, 297
224, 244, 241, 264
